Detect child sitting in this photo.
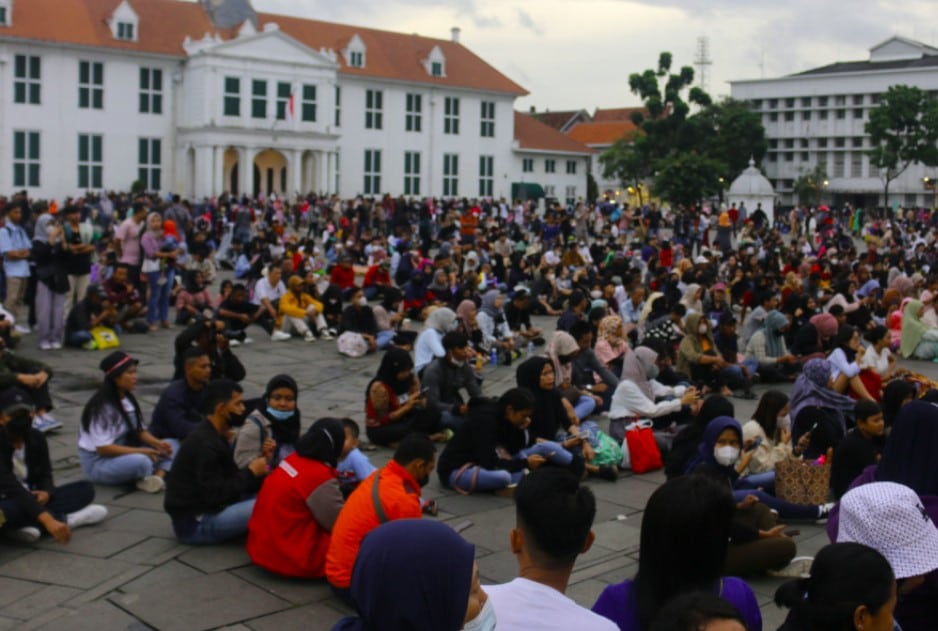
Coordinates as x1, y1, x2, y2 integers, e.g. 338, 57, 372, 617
336, 419, 376, 498
831, 399, 885, 499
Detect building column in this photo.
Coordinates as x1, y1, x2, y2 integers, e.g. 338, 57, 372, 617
242, 147, 258, 198
211, 146, 221, 196
318, 152, 329, 196
292, 149, 302, 198
195, 146, 212, 198
326, 151, 336, 195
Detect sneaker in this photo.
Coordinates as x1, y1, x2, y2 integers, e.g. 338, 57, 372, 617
228, 339, 241, 347
271, 331, 292, 342
242, 337, 254, 344
494, 483, 518, 498
304, 332, 316, 343
38, 341, 52, 351
319, 330, 334, 340
327, 328, 338, 337
7, 526, 40, 543
817, 501, 836, 520
767, 556, 814, 578
136, 475, 165, 494
14, 325, 30, 335
50, 342, 62, 350
66, 504, 108, 529
33, 415, 63, 433
82, 340, 98, 350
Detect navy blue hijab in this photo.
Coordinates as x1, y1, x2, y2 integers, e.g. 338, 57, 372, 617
332, 519, 475, 631
876, 400, 938, 497
684, 416, 742, 476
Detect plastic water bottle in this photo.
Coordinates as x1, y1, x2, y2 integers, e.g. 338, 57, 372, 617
490, 347, 498, 366
526, 341, 535, 357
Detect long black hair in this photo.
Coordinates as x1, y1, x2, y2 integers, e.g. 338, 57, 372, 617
634, 475, 736, 630
751, 390, 789, 441
80, 378, 143, 439
294, 418, 345, 468
833, 324, 859, 362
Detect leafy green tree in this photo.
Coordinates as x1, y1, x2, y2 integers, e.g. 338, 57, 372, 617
599, 138, 651, 204
866, 85, 938, 209
792, 164, 829, 207
652, 151, 726, 207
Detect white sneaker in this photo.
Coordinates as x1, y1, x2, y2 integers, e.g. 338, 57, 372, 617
319, 331, 334, 340
50, 342, 63, 350
136, 475, 165, 494
327, 328, 338, 337
66, 504, 108, 529
7, 526, 40, 543
14, 325, 30, 335
228, 339, 241, 347
33, 415, 63, 433
38, 341, 52, 350
304, 332, 316, 343
271, 331, 292, 341
242, 337, 254, 344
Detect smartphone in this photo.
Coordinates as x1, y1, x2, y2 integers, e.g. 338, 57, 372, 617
744, 436, 763, 453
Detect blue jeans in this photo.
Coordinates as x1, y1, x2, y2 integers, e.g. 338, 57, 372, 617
440, 410, 465, 432
172, 499, 256, 545
67, 331, 93, 347
79, 440, 177, 486
721, 358, 759, 389
448, 467, 523, 493
376, 329, 396, 350
736, 470, 776, 494
516, 441, 574, 466
732, 488, 818, 520
574, 395, 596, 421
146, 268, 175, 324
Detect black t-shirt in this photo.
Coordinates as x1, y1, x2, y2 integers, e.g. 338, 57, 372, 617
831, 429, 883, 499
65, 298, 101, 334
63, 223, 92, 275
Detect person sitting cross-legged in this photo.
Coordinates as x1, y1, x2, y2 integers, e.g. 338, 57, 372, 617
149, 347, 210, 442
164, 379, 270, 545
422, 331, 483, 432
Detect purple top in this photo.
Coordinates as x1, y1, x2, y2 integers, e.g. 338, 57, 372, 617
591, 577, 762, 631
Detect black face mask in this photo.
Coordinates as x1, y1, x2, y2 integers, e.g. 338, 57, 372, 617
4, 412, 31, 441
558, 354, 575, 365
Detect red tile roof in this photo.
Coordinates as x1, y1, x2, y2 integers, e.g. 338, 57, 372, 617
593, 107, 646, 122
566, 120, 640, 147
514, 112, 592, 154
0, 0, 528, 95
531, 109, 588, 131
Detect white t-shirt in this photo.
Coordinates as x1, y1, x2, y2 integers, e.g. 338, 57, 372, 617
78, 398, 136, 452
828, 347, 860, 381
486, 578, 618, 631
254, 277, 286, 304
859, 345, 891, 376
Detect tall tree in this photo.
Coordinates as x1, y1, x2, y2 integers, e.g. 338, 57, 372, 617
599, 138, 651, 204
792, 164, 829, 207
866, 85, 938, 210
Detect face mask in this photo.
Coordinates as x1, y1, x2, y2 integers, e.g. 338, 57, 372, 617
266, 406, 294, 421
698, 324, 708, 335
462, 598, 497, 631
777, 413, 792, 432
713, 445, 740, 467
356, 297, 368, 307
545, 274, 555, 282
645, 364, 659, 380
590, 290, 602, 300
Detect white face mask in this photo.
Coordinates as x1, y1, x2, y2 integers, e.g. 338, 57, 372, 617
698, 324, 708, 335
356, 297, 368, 307
713, 445, 739, 467
462, 598, 497, 631
590, 290, 602, 300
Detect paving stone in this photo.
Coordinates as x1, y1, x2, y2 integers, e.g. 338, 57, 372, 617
111, 536, 186, 565
452, 504, 515, 552
0, 576, 45, 607
589, 519, 642, 554
566, 578, 612, 609
35, 529, 147, 558
118, 560, 204, 594
0, 585, 83, 620
34, 600, 142, 631
0, 550, 134, 589
0, 617, 20, 630
478, 549, 522, 585
177, 543, 252, 573
104, 508, 175, 539
112, 571, 291, 631
245, 601, 349, 631
231, 565, 334, 605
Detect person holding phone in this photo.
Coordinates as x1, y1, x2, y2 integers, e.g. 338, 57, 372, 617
364, 348, 446, 446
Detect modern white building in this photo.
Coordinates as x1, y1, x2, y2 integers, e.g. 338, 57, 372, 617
730, 36, 938, 209
512, 111, 591, 205
0, 0, 589, 202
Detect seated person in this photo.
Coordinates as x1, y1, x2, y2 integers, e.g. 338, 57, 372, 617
414, 307, 457, 374
569, 321, 619, 411
252, 267, 290, 342
336, 419, 376, 498
174, 270, 214, 326
831, 400, 884, 499
172, 316, 246, 381
338, 288, 380, 352
790, 359, 856, 459
362, 258, 392, 300
216, 283, 274, 342
712, 312, 757, 399
278, 275, 331, 342
65, 284, 118, 350
827, 324, 876, 401
328, 254, 359, 300
745, 309, 800, 383
0, 335, 61, 433
164, 379, 270, 545
103, 264, 146, 329
233, 374, 300, 469
546, 331, 602, 422
246, 419, 345, 578
900, 299, 938, 360
790, 312, 838, 360
421, 332, 483, 432
78, 352, 174, 493
594, 315, 630, 377
610, 345, 699, 434
372, 288, 414, 350
149, 348, 210, 442
642, 302, 687, 356
858, 326, 902, 399
677, 313, 739, 397
741, 390, 797, 479
436, 388, 543, 495
487, 468, 617, 630
326, 433, 436, 603
0, 388, 107, 544
504, 288, 545, 345
365, 348, 444, 446
477, 290, 516, 364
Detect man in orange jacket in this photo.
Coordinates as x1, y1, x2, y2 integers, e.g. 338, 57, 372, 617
325, 433, 436, 604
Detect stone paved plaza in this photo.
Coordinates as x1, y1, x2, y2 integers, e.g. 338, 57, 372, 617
0, 313, 935, 630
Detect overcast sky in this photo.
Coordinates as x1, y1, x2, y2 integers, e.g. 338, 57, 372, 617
244, 0, 936, 112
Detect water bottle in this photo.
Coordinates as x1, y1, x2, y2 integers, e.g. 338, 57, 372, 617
490, 347, 498, 366
526, 341, 535, 357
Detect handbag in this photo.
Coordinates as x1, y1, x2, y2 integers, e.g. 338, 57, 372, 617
775, 457, 831, 505
141, 257, 160, 274
621, 420, 663, 474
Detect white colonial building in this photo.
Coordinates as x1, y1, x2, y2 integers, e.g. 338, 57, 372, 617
0, 0, 590, 202
730, 36, 938, 208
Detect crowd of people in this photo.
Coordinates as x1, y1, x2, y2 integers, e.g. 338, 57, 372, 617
0, 187, 937, 629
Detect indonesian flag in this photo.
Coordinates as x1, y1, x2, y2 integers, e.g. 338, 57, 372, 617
286, 88, 296, 127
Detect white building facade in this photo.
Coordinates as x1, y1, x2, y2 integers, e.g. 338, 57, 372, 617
730, 37, 938, 209
0, 0, 586, 203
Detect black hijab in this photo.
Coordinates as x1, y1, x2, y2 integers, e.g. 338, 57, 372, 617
260, 374, 301, 446
372, 347, 415, 396
294, 418, 345, 469
515, 356, 565, 440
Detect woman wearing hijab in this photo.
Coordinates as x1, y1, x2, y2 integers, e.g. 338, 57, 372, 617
477, 289, 515, 364
789, 358, 855, 459
247, 418, 345, 578
331, 519, 493, 631
233, 375, 301, 469
456, 299, 485, 354
677, 313, 735, 395
31, 213, 69, 350
900, 299, 938, 360
365, 348, 443, 446
665, 395, 735, 479
680, 283, 704, 314
426, 269, 452, 305
546, 331, 599, 422
745, 309, 800, 383
610, 346, 700, 436
790, 312, 838, 360
594, 315, 629, 376
141, 211, 179, 331
414, 307, 457, 374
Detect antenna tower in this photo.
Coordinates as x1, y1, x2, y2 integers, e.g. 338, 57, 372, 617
694, 36, 712, 93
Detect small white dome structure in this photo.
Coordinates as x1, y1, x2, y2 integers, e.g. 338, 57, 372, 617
727, 158, 775, 223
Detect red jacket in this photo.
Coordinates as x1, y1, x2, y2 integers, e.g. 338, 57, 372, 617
363, 265, 390, 288
330, 265, 357, 290
247, 454, 342, 578
325, 460, 423, 588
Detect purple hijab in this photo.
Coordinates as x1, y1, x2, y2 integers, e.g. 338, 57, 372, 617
789, 358, 855, 432
684, 416, 741, 476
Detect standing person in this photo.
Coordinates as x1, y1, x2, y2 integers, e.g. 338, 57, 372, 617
31, 213, 69, 350
0, 204, 34, 334
61, 204, 95, 319
141, 212, 178, 331
592, 475, 763, 631
326, 433, 436, 603
114, 202, 147, 293
164, 379, 270, 545
78, 352, 174, 493
486, 468, 617, 630
247, 419, 345, 578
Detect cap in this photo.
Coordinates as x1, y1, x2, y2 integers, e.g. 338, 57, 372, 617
0, 388, 33, 416
837, 481, 938, 579
99, 351, 138, 378
694, 256, 709, 265
287, 275, 304, 290
712, 282, 727, 291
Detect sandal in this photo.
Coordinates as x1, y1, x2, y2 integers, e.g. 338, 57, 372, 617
421, 499, 438, 517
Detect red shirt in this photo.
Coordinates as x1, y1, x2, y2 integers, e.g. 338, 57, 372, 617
363, 265, 390, 288
330, 265, 356, 290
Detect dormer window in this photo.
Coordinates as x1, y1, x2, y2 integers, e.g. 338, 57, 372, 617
343, 34, 366, 69
117, 22, 135, 41
109, 0, 138, 42
423, 45, 446, 78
